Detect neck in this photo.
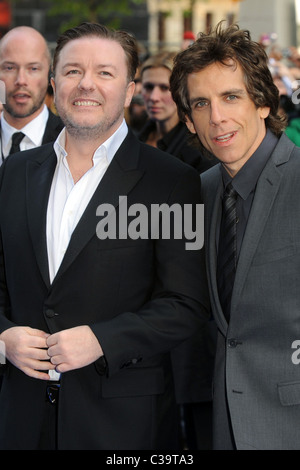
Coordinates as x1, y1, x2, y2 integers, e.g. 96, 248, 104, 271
65, 134, 101, 161
156, 114, 179, 136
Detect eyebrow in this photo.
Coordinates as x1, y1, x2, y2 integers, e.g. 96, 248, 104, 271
189, 88, 246, 106
0, 61, 42, 66
61, 62, 117, 70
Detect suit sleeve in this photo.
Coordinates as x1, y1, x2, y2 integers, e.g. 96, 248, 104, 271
0, 161, 15, 335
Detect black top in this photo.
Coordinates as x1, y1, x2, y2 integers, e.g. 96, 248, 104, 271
139, 119, 217, 174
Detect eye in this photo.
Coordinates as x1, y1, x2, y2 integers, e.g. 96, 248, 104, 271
226, 94, 238, 102
66, 69, 80, 75
100, 70, 112, 77
195, 100, 208, 109
142, 83, 154, 92
2, 64, 15, 72
29, 66, 40, 72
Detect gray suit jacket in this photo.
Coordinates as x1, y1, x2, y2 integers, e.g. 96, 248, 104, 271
201, 133, 300, 450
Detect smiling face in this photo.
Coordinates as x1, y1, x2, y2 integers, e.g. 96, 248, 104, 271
0, 27, 50, 127
186, 61, 270, 176
51, 36, 135, 141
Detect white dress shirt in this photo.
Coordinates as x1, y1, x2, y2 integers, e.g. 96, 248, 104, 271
46, 119, 128, 284
0, 104, 49, 159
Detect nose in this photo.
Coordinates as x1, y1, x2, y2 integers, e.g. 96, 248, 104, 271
15, 68, 27, 87
78, 72, 96, 91
209, 101, 225, 126
149, 85, 162, 101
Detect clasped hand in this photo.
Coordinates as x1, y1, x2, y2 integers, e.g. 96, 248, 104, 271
0, 325, 103, 380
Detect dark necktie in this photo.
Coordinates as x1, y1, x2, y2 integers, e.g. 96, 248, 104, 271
9, 132, 25, 155
217, 182, 238, 321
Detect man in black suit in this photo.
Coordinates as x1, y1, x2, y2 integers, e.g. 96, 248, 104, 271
0, 26, 63, 161
0, 22, 209, 450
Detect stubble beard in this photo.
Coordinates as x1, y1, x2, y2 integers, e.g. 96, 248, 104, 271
57, 106, 124, 142
4, 89, 47, 119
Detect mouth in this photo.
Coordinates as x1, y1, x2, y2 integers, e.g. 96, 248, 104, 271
13, 92, 31, 102
73, 99, 100, 107
213, 131, 237, 144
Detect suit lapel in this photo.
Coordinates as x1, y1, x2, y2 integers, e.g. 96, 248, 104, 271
42, 111, 64, 145
231, 135, 294, 315
52, 131, 144, 285
26, 145, 57, 288
205, 171, 230, 333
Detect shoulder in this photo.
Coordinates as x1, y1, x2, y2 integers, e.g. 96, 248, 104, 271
125, 128, 200, 178
2, 142, 55, 172
200, 164, 221, 189
46, 110, 63, 127
44, 110, 64, 139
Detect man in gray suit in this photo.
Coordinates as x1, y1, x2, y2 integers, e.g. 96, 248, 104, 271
170, 22, 300, 450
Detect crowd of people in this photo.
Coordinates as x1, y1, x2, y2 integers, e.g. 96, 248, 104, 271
0, 19, 299, 451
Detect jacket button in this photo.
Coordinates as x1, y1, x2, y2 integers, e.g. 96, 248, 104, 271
45, 309, 58, 318
131, 357, 142, 364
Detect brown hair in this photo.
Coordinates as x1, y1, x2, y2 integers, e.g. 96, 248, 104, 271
170, 22, 286, 138
52, 22, 139, 83
140, 51, 177, 77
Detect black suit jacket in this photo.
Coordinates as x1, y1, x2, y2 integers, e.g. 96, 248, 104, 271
41, 109, 64, 144
0, 129, 209, 450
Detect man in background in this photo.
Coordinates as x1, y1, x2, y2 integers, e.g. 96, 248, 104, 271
0, 26, 63, 161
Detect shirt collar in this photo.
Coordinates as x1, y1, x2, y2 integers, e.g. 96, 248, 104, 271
1, 104, 49, 150
54, 119, 128, 167
220, 129, 279, 200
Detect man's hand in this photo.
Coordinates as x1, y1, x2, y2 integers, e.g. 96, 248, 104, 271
46, 325, 103, 373
0, 326, 54, 380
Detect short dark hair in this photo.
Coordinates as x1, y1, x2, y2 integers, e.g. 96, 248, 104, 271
52, 22, 139, 82
170, 22, 286, 137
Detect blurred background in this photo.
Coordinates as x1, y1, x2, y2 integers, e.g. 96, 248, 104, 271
0, 0, 299, 54
2, 0, 300, 142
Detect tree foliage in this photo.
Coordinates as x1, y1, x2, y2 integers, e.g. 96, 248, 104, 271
44, 0, 145, 31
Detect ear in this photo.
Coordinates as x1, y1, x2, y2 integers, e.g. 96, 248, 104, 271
185, 115, 196, 134
259, 106, 270, 119
124, 81, 136, 108
50, 76, 56, 96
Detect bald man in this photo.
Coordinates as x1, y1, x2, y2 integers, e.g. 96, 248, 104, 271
0, 26, 63, 161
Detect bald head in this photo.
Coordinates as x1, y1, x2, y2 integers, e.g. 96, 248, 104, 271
0, 26, 51, 65
0, 26, 51, 127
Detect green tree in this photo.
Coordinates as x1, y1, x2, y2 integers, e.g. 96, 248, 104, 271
44, 0, 145, 31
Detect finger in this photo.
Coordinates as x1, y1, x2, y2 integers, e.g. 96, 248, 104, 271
27, 358, 54, 371
28, 347, 51, 361
27, 328, 50, 339
49, 354, 64, 366
26, 335, 49, 350
23, 367, 52, 381
46, 333, 58, 348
